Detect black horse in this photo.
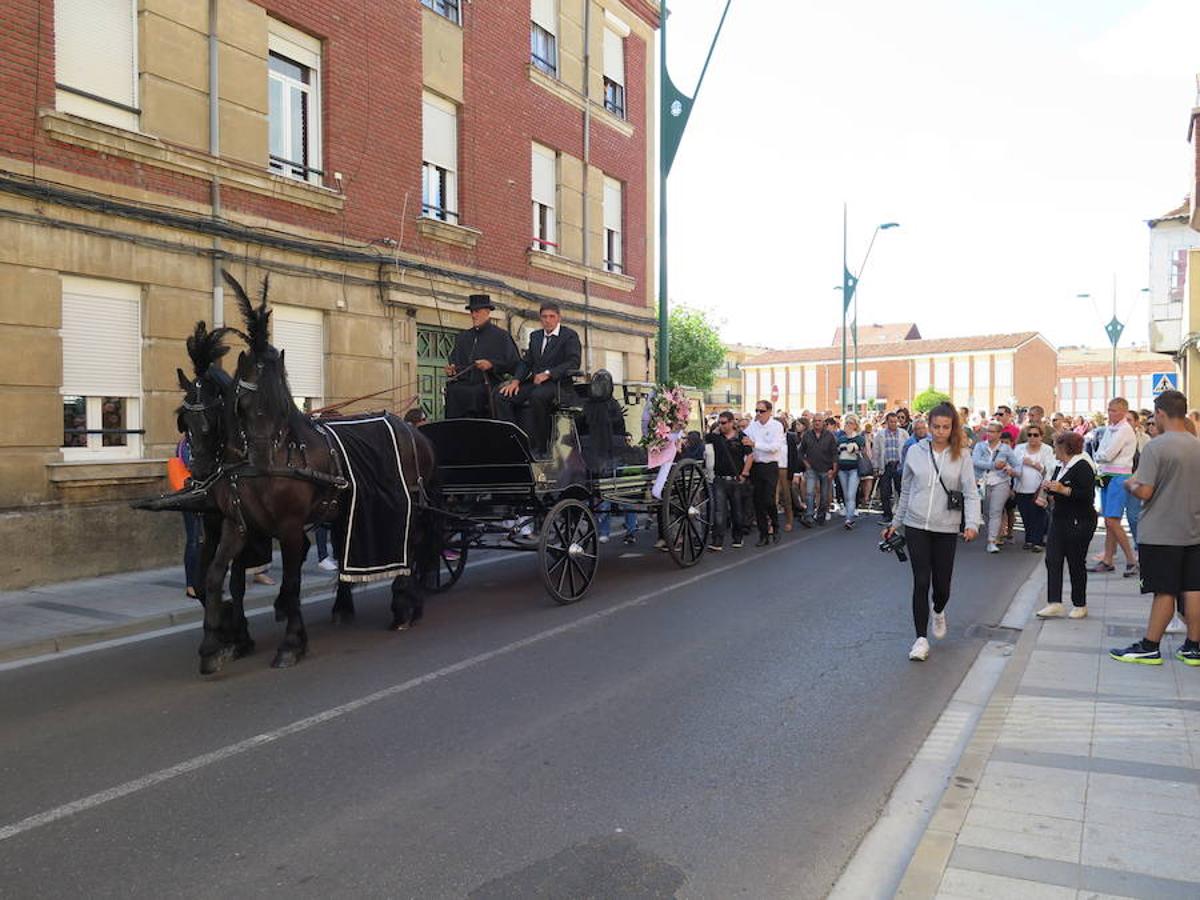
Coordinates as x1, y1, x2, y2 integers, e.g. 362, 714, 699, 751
200, 271, 439, 670
174, 321, 269, 668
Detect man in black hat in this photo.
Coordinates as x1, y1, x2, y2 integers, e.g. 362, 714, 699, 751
444, 294, 519, 419
497, 300, 582, 454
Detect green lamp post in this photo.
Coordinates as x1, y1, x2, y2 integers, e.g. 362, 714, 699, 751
841, 211, 899, 412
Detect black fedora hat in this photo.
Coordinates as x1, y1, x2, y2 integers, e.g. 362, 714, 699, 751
465, 294, 494, 311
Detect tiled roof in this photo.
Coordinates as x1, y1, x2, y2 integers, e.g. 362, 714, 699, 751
1148, 196, 1190, 225
744, 332, 1045, 367
830, 323, 921, 346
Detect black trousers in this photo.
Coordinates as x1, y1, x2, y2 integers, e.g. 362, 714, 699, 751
1045, 519, 1091, 607
906, 526, 958, 638
750, 461, 779, 538
445, 378, 494, 419
879, 461, 902, 520
496, 381, 560, 453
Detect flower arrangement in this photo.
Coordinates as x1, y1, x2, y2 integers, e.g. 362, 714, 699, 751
640, 385, 692, 452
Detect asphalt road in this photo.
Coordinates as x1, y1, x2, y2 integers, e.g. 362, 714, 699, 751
0, 517, 1040, 898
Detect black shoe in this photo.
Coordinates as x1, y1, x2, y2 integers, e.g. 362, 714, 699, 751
800, 516, 814, 529
772, 530, 781, 544
755, 536, 769, 547
816, 516, 826, 526
1022, 542, 1033, 550
1110, 641, 1162, 665
731, 539, 744, 549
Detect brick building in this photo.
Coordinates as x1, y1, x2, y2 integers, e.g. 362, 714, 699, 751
1056, 346, 1179, 417
0, 0, 659, 588
740, 331, 1058, 415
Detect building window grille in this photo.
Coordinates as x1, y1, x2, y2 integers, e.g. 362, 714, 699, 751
421, 0, 460, 25
603, 78, 625, 118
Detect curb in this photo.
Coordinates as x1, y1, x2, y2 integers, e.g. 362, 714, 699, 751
828, 557, 1046, 899
0, 576, 342, 666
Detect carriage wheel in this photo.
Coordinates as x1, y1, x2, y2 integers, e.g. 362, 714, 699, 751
658, 460, 711, 568
538, 498, 599, 605
420, 528, 468, 593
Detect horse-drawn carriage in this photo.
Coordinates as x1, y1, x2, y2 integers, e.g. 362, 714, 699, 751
420, 379, 712, 604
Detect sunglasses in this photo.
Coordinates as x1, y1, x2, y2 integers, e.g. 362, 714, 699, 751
755, 408, 769, 414
1027, 431, 1041, 436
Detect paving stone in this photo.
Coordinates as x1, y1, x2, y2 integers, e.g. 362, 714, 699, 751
958, 820, 1081, 864
937, 866, 1076, 899
1082, 822, 1199, 882
964, 805, 1083, 842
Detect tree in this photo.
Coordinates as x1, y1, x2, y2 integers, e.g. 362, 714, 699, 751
913, 387, 953, 414
667, 307, 726, 390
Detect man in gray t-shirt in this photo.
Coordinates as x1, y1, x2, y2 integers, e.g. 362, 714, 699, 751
1110, 390, 1200, 666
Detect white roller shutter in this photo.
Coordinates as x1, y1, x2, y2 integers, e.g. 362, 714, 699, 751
422, 93, 457, 172
603, 28, 624, 86
603, 350, 625, 385
532, 144, 557, 207
273, 305, 324, 403
603, 177, 622, 232
55, 0, 137, 108
531, 0, 557, 35
61, 277, 142, 397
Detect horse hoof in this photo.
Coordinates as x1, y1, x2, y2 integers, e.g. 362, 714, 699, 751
199, 654, 224, 675
233, 640, 256, 660
271, 647, 306, 668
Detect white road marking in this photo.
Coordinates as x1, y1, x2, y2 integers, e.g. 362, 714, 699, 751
0, 531, 830, 843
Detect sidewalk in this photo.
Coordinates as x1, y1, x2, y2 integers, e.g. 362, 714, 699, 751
900, 534, 1200, 899
0, 551, 340, 664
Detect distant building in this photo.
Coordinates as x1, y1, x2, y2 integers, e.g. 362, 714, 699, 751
706, 344, 771, 411
1146, 198, 1199, 357
830, 322, 921, 346
741, 331, 1057, 415
1056, 346, 1179, 416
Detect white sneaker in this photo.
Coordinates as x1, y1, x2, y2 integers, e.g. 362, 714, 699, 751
986, 542, 999, 554
1166, 614, 1186, 634
909, 637, 930, 661
932, 611, 947, 640
1036, 603, 1065, 618
1068, 606, 1088, 620
598, 535, 609, 544
317, 557, 338, 572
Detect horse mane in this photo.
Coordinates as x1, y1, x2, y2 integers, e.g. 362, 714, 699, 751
222, 269, 271, 354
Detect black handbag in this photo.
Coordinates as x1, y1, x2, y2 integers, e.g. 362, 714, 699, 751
930, 446, 964, 511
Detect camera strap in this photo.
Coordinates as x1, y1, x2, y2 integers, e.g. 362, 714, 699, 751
928, 444, 955, 499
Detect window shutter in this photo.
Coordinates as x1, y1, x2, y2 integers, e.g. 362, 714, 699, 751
532, 144, 556, 207
603, 350, 625, 385
55, 0, 136, 108
422, 94, 457, 172
603, 28, 624, 85
273, 306, 324, 401
61, 278, 141, 397
603, 177, 622, 232
531, 0, 557, 35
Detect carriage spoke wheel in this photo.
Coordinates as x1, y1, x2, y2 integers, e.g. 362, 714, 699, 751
420, 527, 468, 593
659, 460, 711, 568
539, 498, 599, 605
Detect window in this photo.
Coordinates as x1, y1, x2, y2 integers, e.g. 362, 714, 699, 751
530, 0, 558, 76
1169, 248, 1188, 304
993, 357, 1013, 393
1090, 377, 1105, 406
1122, 376, 1139, 405
60, 277, 142, 459
803, 365, 817, 410
1059, 380, 1074, 402
602, 23, 626, 118
531, 143, 558, 253
934, 359, 950, 393
422, 93, 458, 223
272, 305, 324, 410
604, 350, 625, 385
268, 21, 322, 184
55, 0, 138, 130
603, 176, 622, 273
953, 357, 969, 402
861, 369, 878, 402
421, 0, 460, 25
973, 356, 990, 388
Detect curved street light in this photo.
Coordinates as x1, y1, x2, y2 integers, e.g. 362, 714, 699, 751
842, 216, 900, 413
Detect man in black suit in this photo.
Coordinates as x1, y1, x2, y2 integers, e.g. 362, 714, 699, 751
444, 294, 519, 419
497, 300, 582, 454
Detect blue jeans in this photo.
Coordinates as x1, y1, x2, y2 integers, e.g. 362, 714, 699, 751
1125, 491, 1142, 544
182, 512, 201, 591
804, 470, 832, 519
598, 502, 637, 537
837, 469, 860, 519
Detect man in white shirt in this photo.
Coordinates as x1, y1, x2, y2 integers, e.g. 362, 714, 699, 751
741, 399, 785, 546
1091, 397, 1138, 576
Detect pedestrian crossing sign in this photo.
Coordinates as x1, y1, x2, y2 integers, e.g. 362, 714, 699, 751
1151, 372, 1178, 395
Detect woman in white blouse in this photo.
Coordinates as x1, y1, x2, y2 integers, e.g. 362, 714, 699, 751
1011, 425, 1057, 551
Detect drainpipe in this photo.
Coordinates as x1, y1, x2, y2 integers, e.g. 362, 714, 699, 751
580, 0, 593, 371
209, 0, 223, 326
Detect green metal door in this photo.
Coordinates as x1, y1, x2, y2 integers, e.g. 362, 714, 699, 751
417, 325, 456, 420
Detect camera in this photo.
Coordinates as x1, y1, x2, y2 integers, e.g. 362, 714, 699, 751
878, 532, 908, 563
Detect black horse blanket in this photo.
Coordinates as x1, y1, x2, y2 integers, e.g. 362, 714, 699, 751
319, 416, 413, 583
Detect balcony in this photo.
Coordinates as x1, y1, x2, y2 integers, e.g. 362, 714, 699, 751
704, 391, 743, 408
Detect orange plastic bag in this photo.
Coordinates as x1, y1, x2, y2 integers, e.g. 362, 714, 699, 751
167, 456, 191, 491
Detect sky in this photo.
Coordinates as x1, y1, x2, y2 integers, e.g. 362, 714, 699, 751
662, 0, 1200, 352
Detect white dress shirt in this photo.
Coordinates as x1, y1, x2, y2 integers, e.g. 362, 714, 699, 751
745, 416, 785, 465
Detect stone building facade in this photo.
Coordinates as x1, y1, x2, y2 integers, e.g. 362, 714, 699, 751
0, 0, 660, 588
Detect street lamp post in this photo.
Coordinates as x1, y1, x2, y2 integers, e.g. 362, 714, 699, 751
841, 209, 899, 413
1079, 284, 1150, 401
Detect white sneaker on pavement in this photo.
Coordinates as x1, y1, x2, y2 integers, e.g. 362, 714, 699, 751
909, 637, 930, 661
317, 557, 338, 572
986, 542, 999, 554
932, 611, 947, 640
1036, 603, 1065, 618
1068, 606, 1088, 619
598, 535, 609, 544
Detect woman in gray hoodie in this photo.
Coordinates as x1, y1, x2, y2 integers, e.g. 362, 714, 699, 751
884, 403, 983, 661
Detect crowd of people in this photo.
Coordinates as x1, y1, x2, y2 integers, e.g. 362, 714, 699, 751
697, 394, 1200, 665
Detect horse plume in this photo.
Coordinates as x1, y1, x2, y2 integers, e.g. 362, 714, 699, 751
222, 269, 271, 353
185, 320, 234, 379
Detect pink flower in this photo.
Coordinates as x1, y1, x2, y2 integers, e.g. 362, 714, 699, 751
655, 421, 671, 438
